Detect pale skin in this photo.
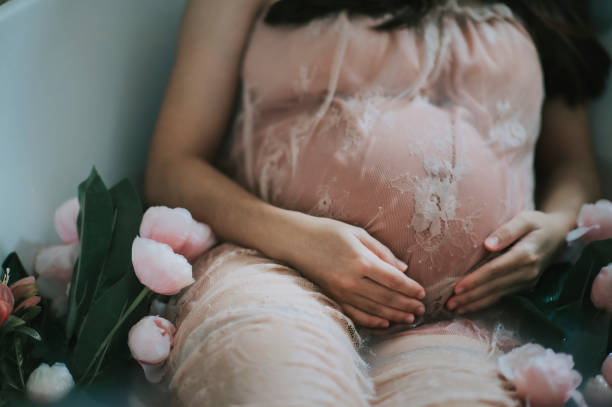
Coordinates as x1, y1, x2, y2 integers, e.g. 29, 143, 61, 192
145, 0, 601, 328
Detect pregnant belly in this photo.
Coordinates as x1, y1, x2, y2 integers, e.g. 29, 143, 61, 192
236, 97, 529, 317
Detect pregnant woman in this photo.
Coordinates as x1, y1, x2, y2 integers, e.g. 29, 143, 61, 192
145, 0, 609, 405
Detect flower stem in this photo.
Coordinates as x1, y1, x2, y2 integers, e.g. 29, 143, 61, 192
80, 286, 150, 384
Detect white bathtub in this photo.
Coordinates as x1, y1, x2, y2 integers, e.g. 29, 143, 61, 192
1, 0, 611, 265
0, 0, 187, 264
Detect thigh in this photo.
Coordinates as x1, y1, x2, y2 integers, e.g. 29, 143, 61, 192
366, 320, 521, 407
166, 243, 374, 407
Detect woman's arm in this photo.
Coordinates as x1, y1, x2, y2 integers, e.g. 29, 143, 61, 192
446, 99, 601, 313
146, 0, 425, 328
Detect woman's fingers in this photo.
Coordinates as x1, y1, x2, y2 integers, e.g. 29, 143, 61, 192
454, 241, 538, 295
453, 282, 534, 314
359, 232, 408, 272
448, 266, 535, 311
484, 212, 536, 252
341, 303, 389, 329
360, 278, 426, 315
351, 294, 415, 324
362, 250, 425, 299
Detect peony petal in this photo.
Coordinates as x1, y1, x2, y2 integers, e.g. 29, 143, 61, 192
566, 226, 597, 243
131, 237, 194, 295
603, 354, 612, 386
34, 244, 79, 284
128, 316, 175, 367
138, 361, 166, 384
181, 222, 217, 261
498, 343, 582, 407
34, 243, 79, 317
26, 363, 75, 403
584, 375, 612, 407
139, 206, 216, 260
576, 200, 612, 242
591, 264, 612, 312
139, 207, 193, 254
54, 197, 80, 244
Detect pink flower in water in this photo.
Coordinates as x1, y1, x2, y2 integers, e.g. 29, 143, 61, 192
128, 316, 176, 383
584, 375, 612, 407
140, 206, 216, 261
34, 243, 79, 316
566, 200, 612, 243
0, 284, 14, 327
131, 237, 194, 295
592, 264, 612, 312
54, 197, 80, 244
498, 344, 582, 407
603, 354, 612, 386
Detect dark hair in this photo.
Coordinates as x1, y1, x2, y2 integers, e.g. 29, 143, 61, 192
265, 0, 610, 105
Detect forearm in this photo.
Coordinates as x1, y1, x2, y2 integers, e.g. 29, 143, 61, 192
145, 155, 298, 260
537, 162, 600, 230
536, 99, 601, 231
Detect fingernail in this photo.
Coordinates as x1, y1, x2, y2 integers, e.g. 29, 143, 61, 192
404, 315, 414, 324
398, 261, 408, 270
485, 237, 499, 249
455, 286, 464, 295
416, 306, 425, 315
457, 308, 466, 315
447, 301, 456, 310
379, 320, 389, 328
418, 290, 425, 299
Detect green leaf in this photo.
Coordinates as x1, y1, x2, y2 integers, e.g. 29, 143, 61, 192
70, 273, 132, 380
15, 326, 41, 341
1, 253, 28, 285
95, 179, 143, 294
16, 305, 41, 322
65, 168, 114, 339
558, 239, 612, 306
501, 295, 565, 349
0, 316, 26, 334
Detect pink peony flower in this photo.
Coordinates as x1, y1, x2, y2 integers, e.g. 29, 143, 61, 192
584, 375, 612, 407
603, 354, 612, 386
128, 316, 176, 383
34, 243, 79, 316
591, 264, 612, 312
139, 206, 216, 261
566, 200, 612, 243
131, 237, 194, 295
54, 197, 80, 244
0, 284, 14, 327
498, 343, 582, 407
26, 362, 74, 403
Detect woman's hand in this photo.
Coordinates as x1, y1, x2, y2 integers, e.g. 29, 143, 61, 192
276, 212, 426, 328
446, 210, 575, 314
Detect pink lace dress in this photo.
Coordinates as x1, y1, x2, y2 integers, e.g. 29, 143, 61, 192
166, 1, 542, 405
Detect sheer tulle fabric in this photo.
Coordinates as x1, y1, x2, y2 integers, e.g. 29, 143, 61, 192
168, 1, 543, 405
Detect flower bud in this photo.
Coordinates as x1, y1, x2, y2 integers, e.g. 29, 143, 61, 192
128, 316, 176, 383
592, 264, 612, 312
498, 344, 582, 407
566, 199, 612, 243
26, 363, 75, 403
54, 197, 80, 244
139, 206, 216, 261
131, 237, 194, 295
